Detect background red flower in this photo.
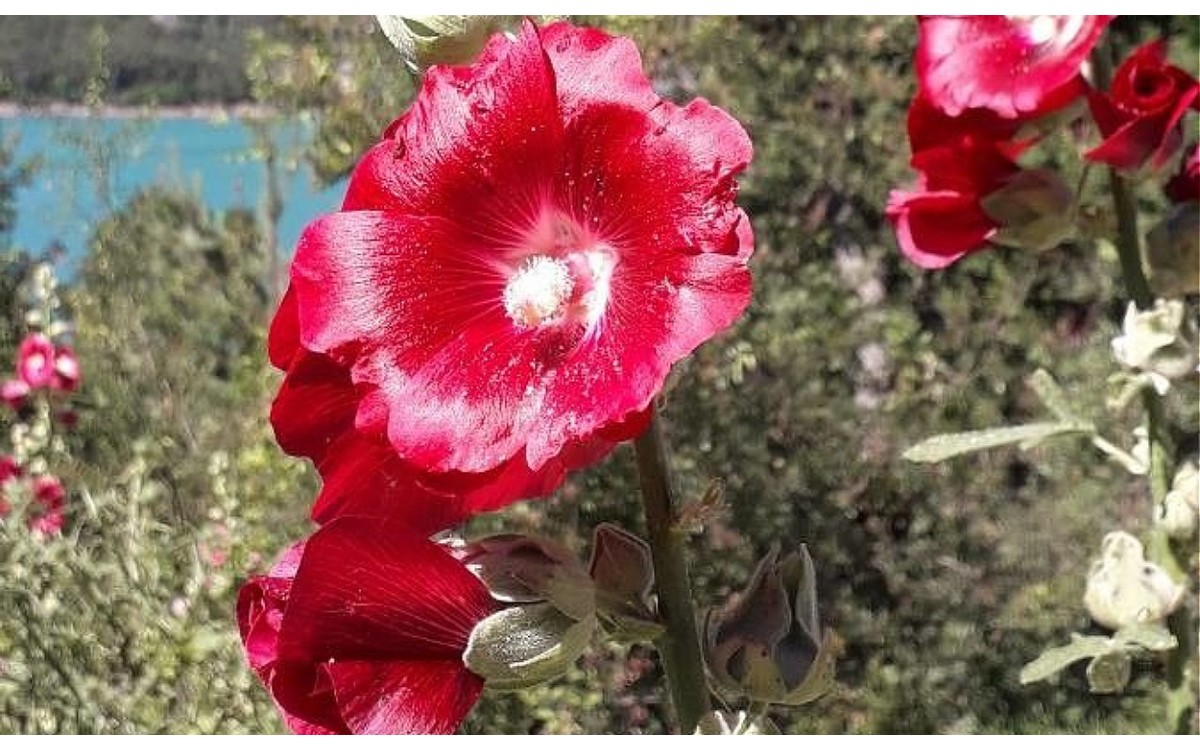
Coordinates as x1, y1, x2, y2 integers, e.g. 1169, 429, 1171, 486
1086, 40, 1200, 171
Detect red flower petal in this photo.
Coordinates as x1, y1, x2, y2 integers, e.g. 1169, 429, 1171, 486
278, 518, 496, 663
271, 349, 361, 465
887, 189, 997, 269
326, 659, 483, 735
16, 333, 57, 389
917, 16, 1113, 119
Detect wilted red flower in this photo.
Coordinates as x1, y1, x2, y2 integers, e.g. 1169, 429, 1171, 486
281, 21, 752, 489
1165, 144, 1199, 203
887, 140, 1022, 268
1086, 41, 1200, 172
270, 288, 636, 531
16, 333, 57, 389
28, 475, 65, 536
237, 518, 498, 734
1, 379, 29, 410
916, 16, 1114, 119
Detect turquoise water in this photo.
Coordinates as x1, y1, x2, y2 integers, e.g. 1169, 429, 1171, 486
1, 115, 347, 272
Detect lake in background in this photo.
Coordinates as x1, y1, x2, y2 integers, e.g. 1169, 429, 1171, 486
1, 114, 346, 274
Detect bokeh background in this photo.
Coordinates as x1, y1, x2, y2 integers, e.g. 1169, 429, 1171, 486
0, 16, 1196, 734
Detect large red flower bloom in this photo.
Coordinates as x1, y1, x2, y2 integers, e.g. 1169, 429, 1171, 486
1086, 40, 1200, 172
916, 16, 1114, 119
281, 21, 752, 488
887, 140, 1023, 269
237, 518, 499, 734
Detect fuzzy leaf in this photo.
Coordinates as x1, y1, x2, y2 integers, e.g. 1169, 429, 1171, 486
1027, 369, 1078, 422
1019, 634, 1112, 685
904, 421, 1094, 464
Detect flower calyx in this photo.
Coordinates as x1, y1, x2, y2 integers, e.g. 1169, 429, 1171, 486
587, 523, 663, 643
458, 533, 596, 691
703, 544, 840, 706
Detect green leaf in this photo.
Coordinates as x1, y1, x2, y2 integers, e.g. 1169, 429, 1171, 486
1112, 623, 1178, 652
903, 421, 1094, 464
1019, 634, 1113, 685
1026, 369, 1078, 422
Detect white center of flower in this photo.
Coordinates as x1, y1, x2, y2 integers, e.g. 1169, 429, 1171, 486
503, 255, 575, 328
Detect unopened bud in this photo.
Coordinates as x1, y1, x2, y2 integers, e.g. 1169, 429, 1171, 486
981, 168, 1076, 252
703, 545, 839, 706
1086, 651, 1131, 695
1083, 531, 1184, 630
457, 533, 596, 691
1145, 203, 1200, 298
376, 16, 512, 74
1157, 461, 1198, 540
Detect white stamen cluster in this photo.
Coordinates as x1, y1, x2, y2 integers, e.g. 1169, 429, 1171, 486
503, 255, 575, 328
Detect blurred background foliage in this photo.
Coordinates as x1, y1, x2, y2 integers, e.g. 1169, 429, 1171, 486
0, 15, 1196, 734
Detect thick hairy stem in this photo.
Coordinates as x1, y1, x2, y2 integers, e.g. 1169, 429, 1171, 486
633, 407, 712, 733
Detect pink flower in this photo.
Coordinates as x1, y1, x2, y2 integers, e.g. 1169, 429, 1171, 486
16, 333, 57, 389
887, 140, 1023, 268
916, 16, 1114, 119
237, 518, 499, 734
1086, 40, 1200, 172
1165, 144, 1199, 203
50, 345, 81, 392
1, 379, 30, 410
28, 475, 65, 536
277, 20, 752, 501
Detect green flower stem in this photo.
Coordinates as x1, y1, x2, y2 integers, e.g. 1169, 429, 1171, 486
1094, 40, 1195, 733
633, 407, 712, 733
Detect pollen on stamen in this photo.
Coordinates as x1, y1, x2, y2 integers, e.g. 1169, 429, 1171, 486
503, 255, 575, 328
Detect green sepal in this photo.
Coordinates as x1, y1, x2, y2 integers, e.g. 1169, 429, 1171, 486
463, 603, 595, 691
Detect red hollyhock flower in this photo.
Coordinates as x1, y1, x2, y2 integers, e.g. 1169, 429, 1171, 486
270, 287, 637, 531
917, 16, 1114, 119
1087, 41, 1200, 172
282, 21, 752, 486
1166, 144, 1199, 203
16, 333, 57, 389
28, 475, 65, 536
887, 141, 1023, 269
237, 518, 498, 734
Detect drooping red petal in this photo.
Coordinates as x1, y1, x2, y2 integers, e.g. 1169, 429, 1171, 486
278, 518, 496, 663
268, 285, 303, 370
325, 659, 484, 735
917, 16, 1113, 119
887, 189, 997, 269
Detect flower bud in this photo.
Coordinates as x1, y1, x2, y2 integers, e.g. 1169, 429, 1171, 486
1086, 650, 1131, 694
455, 533, 596, 691
1145, 202, 1200, 297
376, 16, 512, 73
1083, 531, 1184, 630
1110, 300, 1198, 393
703, 545, 839, 706
981, 168, 1076, 252
1157, 461, 1198, 540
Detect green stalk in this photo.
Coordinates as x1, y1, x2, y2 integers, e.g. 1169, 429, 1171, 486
1093, 40, 1196, 735
633, 407, 712, 733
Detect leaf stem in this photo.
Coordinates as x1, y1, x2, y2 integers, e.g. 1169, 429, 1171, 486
633, 406, 712, 733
